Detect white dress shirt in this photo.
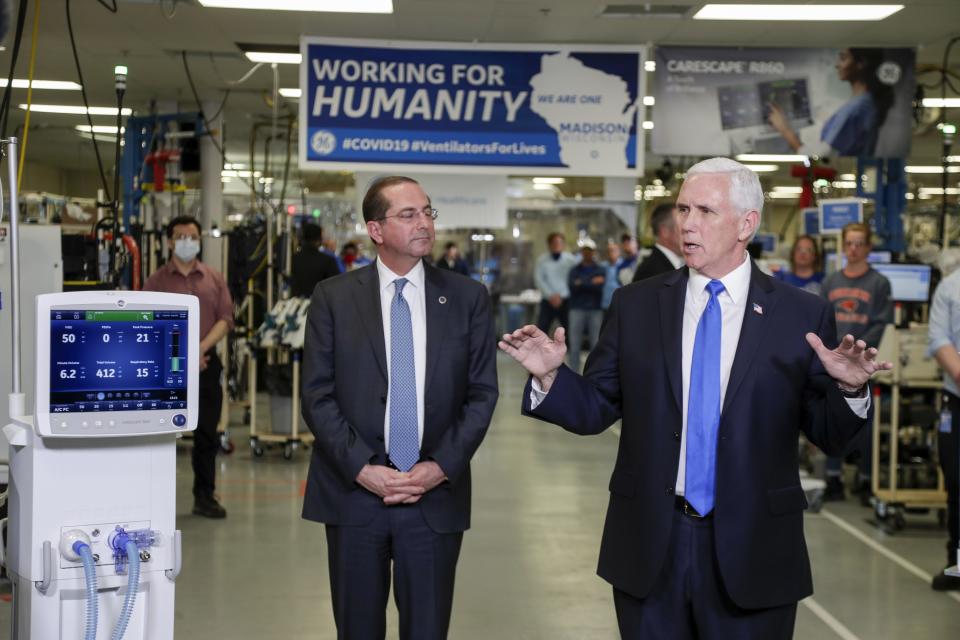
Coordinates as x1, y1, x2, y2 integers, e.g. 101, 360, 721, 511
531, 254, 870, 496
655, 243, 685, 270
675, 257, 752, 494
377, 259, 427, 453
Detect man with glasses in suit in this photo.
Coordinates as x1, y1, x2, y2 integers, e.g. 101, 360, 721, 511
300, 176, 499, 639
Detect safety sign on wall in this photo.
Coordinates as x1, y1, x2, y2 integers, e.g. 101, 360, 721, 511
299, 37, 646, 176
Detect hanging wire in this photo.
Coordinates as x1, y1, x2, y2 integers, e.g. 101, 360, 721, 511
16, 0, 41, 191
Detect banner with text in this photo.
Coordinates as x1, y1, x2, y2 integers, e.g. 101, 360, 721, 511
651, 46, 915, 158
300, 37, 646, 176
356, 172, 507, 230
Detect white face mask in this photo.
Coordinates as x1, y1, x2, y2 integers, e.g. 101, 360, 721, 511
174, 238, 200, 262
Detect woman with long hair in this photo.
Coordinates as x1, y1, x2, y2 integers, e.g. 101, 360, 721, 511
774, 234, 825, 295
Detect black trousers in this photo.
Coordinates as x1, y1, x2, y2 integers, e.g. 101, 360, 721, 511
325, 504, 463, 640
536, 299, 569, 344
613, 509, 796, 640
193, 352, 223, 499
944, 393, 960, 566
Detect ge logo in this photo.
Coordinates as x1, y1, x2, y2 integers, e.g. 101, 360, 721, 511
311, 130, 337, 156
876, 62, 902, 86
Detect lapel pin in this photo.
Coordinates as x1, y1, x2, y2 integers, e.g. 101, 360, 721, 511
752, 302, 763, 315
439, 296, 447, 305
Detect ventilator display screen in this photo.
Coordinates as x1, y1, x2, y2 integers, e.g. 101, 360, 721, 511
48, 310, 189, 413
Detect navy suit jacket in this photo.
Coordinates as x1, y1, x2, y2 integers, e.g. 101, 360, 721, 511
631, 246, 677, 283
523, 263, 867, 609
301, 262, 499, 534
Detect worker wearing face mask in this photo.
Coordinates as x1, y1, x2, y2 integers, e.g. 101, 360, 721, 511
144, 215, 234, 519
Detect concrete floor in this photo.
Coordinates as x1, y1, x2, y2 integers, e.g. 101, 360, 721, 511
3, 354, 960, 638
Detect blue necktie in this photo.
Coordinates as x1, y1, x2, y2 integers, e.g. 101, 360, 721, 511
685, 279, 725, 515
389, 278, 419, 472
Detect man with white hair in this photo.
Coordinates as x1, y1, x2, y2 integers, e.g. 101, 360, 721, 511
500, 157, 891, 638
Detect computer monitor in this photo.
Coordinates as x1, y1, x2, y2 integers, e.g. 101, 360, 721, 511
34, 291, 199, 437
823, 251, 893, 272
871, 263, 933, 303
717, 78, 812, 131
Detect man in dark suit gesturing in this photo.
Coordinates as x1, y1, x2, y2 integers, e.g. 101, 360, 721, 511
499, 157, 890, 639
301, 176, 499, 639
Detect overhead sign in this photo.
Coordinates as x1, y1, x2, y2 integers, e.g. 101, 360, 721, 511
355, 172, 508, 230
754, 232, 777, 253
300, 37, 646, 176
819, 198, 863, 234
652, 46, 915, 159
802, 207, 820, 236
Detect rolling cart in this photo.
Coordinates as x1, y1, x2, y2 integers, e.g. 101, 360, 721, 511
870, 324, 948, 534
248, 297, 314, 460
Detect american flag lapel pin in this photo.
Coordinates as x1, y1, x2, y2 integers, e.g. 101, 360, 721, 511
752, 302, 763, 315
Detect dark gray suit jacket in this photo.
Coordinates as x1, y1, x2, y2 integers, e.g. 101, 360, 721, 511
301, 261, 499, 533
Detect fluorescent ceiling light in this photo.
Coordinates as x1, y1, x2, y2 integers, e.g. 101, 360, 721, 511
832, 181, 858, 189
768, 192, 800, 199
919, 187, 960, 195
75, 125, 124, 134
644, 60, 656, 72
643, 96, 655, 106
642, 121, 654, 130
905, 192, 915, 199
532, 177, 565, 184
0, 79, 81, 90
533, 183, 558, 191
20, 104, 131, 115
221, 169, 262, 178
279, 87, 301, 98
736, 153, 808, 162
743, 164, 778, 173
922, 98, 960, 108
905, 165, 960, 174
199, 0, 392, 11
772, 186, 803, 193
244, 52, 302, 65
76, 131, 123, 145
840, 173, 857, 181
694, 4, 903, 21
224, 162, 246, 170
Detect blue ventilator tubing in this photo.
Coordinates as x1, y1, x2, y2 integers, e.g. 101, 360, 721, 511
73, 541, 99, 640
111, 540, 141, 640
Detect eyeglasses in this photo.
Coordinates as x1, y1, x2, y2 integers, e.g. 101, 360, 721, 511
377, 207, 439, 223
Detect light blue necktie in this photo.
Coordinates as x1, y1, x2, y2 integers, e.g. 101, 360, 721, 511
389, 278, 419, 472
685, 279, 725, 515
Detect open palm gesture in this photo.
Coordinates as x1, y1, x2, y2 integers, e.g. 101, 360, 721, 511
805, 333, 892, 392
499, 325, 567, 389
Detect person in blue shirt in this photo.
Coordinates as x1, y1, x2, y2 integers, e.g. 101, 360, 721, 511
927, 270, 960, 590
774, 235, 825, 296
769, 48, 893, 157
534, 232, 578, 342
566, 240, 606, 371
322, 238, 346, 273
616, 233, 640, 285
601, 240, 621, 311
